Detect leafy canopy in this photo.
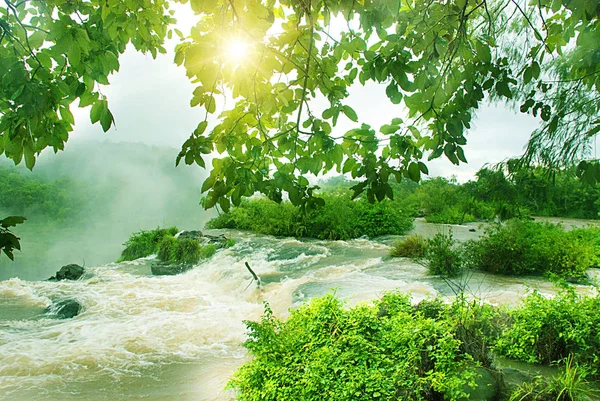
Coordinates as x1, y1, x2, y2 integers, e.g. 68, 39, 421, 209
1, 0, 599, 210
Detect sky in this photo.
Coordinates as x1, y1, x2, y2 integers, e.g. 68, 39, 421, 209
69, 7, 542, 183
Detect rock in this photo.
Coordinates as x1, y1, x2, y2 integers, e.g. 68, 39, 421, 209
469, 228, 476, 232
176, 230, 229, 249
177, 230, 203, 240
45, 299, 82, 319
48, 264, 85, 281
150, 262, 194, 276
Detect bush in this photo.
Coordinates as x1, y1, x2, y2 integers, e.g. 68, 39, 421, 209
157, 235, 178, 262
495, 290, 600, 375
229, 293, 477, 401
157, 236, 216, 265
198, 243, 216, 259
424, 230, 463, 276
206, 195, 414, 240
390, 234, 427, 258
118, 226, 179, 261
464, 220, 595, 278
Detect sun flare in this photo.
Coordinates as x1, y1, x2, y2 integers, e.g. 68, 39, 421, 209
224, 39, 250, 63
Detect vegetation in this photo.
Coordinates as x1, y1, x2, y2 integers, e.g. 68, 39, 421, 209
464, 220, 597, 279
496, 290, 600, 376
230, 290, 600, 401
156, 235, 218, 265
2, 0, 599, 210
390, 234, 426, 258
118, 226, 179, 262
206, 195, 413, 240
509, 358, 595, 401
229, 293, 478, 401
424, 231, 464, 277
0, 216, 26, 260
0, 166, 94, 222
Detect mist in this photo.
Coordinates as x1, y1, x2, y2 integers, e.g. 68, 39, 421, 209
0, 140, 214, 281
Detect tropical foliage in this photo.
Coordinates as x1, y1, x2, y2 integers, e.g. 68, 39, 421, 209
1, 0, 599, 210
464, 220, 597, 279
390, 234, 426, 258
497, 290, 600, 377
229, 293, 478, 401
118, 226, 179, 262
230, 291, 600, 401
206, 194, 414, 240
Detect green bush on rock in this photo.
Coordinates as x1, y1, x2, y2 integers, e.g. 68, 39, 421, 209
425, 231, 464, 277
496, 290, 600, 375
228, 293, 477, 401
206, 195, 414, 240
464, 220, 595, 279
118, 226, 179, 262
390, 234, 427, 258
157, 236, 216, 265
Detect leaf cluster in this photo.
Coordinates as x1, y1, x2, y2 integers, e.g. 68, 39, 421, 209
0, 215, 25, 260
0, 0, 181, 169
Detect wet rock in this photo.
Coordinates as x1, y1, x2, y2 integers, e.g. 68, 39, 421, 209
177, 230, 203, 240
45, 299, 82, 319
48, 264, 85, 281
177, 230, 229, 249
150, 262, 194, 276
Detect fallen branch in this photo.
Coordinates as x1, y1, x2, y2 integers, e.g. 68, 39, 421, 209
245, 261, 262, 288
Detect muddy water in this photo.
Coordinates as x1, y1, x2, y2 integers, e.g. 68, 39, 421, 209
0, 219, 597, 401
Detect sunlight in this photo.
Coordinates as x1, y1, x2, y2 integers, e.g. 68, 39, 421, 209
224, 39, 250, 64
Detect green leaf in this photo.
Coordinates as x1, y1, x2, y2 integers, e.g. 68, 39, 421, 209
100, 106, 114, 132
342, 105, 358, 122
407, 162, 421, 182
0, 216, 26, 228
90, 100, 104, 124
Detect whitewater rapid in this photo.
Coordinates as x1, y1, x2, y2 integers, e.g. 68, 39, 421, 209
0, 224, 597, 400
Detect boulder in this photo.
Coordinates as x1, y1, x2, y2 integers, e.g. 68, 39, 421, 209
45, 299, 82, 319
48, 264, 85, 281
177, 230, 203, 240
150, 262, 194, 276
177, 230, 229, 249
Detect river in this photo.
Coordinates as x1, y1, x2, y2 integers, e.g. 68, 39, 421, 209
1, 219, 598, 400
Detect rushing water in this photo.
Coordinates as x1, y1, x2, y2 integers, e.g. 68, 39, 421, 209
0, 220, 598, 401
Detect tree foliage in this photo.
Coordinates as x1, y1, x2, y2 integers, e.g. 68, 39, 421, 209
0, 215, 26, 260
1, 0, 599, 209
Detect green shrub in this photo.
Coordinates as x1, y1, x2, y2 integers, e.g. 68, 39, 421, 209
118, 226, 179, 261
566, 226, 600, 268
424, 230, 463, 276
390, 234, 427, 258
224, 238, 236, 248
206, 195, 414, 240
229, 293, 477, 401
157, 235, 178, 262
198, 243, 216, 259
464, 220, 594, 278
157, 236, 216, 265
495, 290, 600, 375
174, 238, 202, 264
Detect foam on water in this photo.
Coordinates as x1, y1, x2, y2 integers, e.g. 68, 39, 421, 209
1, 228, 598, 400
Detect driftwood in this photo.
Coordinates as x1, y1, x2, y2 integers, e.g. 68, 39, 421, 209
244, 262, 262, 289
